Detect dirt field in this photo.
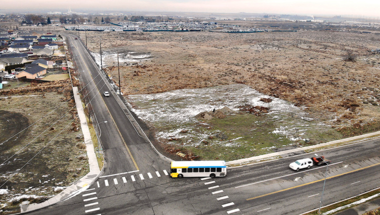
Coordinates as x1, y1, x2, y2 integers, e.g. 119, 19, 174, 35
0, 88, 87, 212
80, 26, 380, 159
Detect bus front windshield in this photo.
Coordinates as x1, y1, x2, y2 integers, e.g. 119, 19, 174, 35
171, 168, 177, 173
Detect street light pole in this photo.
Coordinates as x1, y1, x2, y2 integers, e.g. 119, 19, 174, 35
117, 53, 121, 94
318, 158, 329, 214
100, 36, 102, 71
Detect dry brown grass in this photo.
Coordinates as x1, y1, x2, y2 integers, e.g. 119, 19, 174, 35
81, 28, 380, 130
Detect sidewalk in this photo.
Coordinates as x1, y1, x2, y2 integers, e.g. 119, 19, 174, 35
20, 87, 101, 213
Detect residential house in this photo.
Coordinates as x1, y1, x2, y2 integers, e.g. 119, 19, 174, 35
11, 40, 34, 46
37, 39, 53, 45
21, 36, 37, 40
40, 34, 57, 41
0, 57, 29, 71
0, 53, 29, 58
31, 59, 48, 68
33, 48, 53, 57
46, 44, 58, 50
8, 44, 31, 52
16, 64, 46, 79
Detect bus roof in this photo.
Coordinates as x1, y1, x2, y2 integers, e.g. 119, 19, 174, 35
171, 161, 226, 168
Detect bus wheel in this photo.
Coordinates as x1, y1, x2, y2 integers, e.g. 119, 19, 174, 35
210, 174, 216, 178
178, 174, 183, 178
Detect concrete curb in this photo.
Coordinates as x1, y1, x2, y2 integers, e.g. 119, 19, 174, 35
227, 130, 380, 167
20, 87, 101, 213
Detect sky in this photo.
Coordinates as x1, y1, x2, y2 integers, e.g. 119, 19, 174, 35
2, 0, 380, 17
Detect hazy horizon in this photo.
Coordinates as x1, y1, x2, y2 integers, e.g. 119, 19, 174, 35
1, 0, 380, 18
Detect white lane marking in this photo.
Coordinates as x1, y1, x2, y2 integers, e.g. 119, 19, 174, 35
235, 161, 343, 189
201, 177, 211, 180
351, 181, 361, 185
217, 196, 229, 201
139, 174, 145, 180
163, 170, 168, 175
208, 185, 219, 190
122, 177, 127, 183
257, 208, 270, 213
104, 179, 109, 187
205, 181, 215, 185
99, 170, 139, 178
148, 172, 153, 179
84, 188, 95, 192
84, 202, 99, 207
97, 181, 100, 188
156, 171, 161, 177
308, 193, 319, 198
227, 209, 240, 214
131, 175, 136, 182
82, 192, 96, 197
212, 190, 223, 195
83, 197, 98, 202
85, 207, 100, 213
222, 202, 235, 208
113, 178, 118, 185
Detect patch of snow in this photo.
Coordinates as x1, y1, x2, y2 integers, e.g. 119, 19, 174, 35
54, 187, 65, 192
0, 189, 9, 194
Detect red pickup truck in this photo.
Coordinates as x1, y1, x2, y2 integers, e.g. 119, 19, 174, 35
311, 155, 331, 166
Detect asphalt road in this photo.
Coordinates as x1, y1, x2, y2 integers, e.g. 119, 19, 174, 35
26, 34, 380, 215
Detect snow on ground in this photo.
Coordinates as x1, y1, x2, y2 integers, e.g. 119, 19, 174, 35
128, 84, 313, 143
0, 189, 9, 195
91, 51, 151, 68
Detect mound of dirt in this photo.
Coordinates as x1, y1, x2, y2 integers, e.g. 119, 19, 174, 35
0, 110, 30, 152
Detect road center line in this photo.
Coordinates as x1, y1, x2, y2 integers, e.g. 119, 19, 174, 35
308, 193, 319, 198
236, 161, 343, 189
99, 170, 139, 178
247, 162, 380, 201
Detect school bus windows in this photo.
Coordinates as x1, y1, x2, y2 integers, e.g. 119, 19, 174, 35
199, 168, 204, 172
217, 168, 221, 172
211, 168, 216, 172
205, 168, 210, 172
193, 168, 199, 172
188, 168, 193, 173
182, 168, 187, 173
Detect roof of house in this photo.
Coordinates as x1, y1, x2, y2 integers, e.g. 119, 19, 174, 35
32, 59, 48, 65
0, 38, 10, 41
38, 39, 53, 42
41, 34, 56, 37
33, 49, 53, 56
13, 40, 33, 43
32, 45, 45, 50
24, 64, 45, 75
0, 58, 26, 65
46, 43, 58, 47
9, 44, 30, 49
21, 36, 37, 39
0, 53, 28, 58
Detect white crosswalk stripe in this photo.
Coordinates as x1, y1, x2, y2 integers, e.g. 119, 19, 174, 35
139, 174, 145, 180
122, 177, 127, 183
113, 178, 118, 185
104, 179, 109, 187
163, 170, 168, 175
148, 172, 153, 179
131, 175, 136, 182
156, 171, 161, 177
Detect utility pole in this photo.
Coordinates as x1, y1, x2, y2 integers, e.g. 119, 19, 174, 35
117, 53, 121, 94
85, 30, 87, 47
100, 37, 102, 70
